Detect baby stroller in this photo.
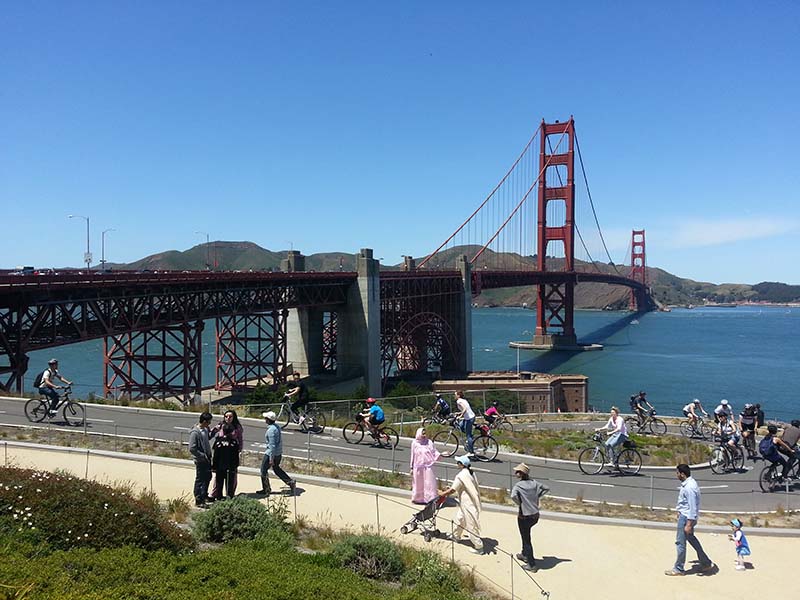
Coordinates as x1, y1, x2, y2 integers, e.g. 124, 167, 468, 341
400, 495, 446, 542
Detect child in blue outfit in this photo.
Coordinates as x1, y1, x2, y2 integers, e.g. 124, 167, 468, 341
728, 518, 750, 571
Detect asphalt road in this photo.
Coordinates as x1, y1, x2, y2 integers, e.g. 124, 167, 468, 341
1, 396, 795, 513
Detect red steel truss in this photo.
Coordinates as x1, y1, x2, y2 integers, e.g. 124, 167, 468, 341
535, 118, 577, 343
215, 311, 288, 391
104, 321, 203, 403
629, 229, 647, 310
380, 272, 465, 385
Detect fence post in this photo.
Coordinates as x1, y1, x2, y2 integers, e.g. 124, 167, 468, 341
307, 428, 311, 471
83, 404, 88, 436
510, 552, 515, 599
391, 441, 396, 473
85, 450, 90, 478
649, 475, 654, 510
4, 441, 7, 466
508, 461, 514, 491
149, 461, 153, 492
114, 424, 118, 451
375, 493, 380, 532
400, 412, 404, 438
450, 520, 455, 562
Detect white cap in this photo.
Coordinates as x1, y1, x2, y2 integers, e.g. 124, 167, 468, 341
721, 399, 728, 405
262, 411, 276, 421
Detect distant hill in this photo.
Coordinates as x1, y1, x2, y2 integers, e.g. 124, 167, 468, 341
109, 241, 800, 307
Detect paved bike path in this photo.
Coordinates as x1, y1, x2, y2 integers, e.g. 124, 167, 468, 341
3, 442, 793, 600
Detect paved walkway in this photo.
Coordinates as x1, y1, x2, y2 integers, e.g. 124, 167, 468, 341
4, 443, 790, 599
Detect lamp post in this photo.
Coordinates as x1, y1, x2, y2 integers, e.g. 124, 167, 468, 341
68, 215, 91, 270
101, 228, 115, 270
194, 231, 210, 270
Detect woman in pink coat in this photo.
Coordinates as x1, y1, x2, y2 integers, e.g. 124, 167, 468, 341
410, 427, 441, 504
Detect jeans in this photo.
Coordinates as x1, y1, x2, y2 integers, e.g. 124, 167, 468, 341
674, 514, 711, 572
461, 418, 475, 453
211, 468, 237, 498
605, 433, 626, 462
518, 513, 540, 565
40, 387, 59, 411
260, 454, 293, 492
193, 460, 212, 504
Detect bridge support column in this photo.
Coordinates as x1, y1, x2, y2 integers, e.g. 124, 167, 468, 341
0, 306, 29, 392
337, 248, 381, 397
457, 256, 473, 373
103, 321, 204, 404
216, 310, 289, 391
286, 308, 325, 376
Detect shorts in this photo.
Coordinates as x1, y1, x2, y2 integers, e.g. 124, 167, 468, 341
683, 410, 691, 418
369, 415, 385, 427
741, 422, 755, 432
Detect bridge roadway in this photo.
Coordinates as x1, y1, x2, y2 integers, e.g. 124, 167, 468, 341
0, 397, 786, 514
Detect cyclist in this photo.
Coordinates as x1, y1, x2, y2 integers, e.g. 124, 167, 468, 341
483, 401, 501, 427
454, 390, 476, 454
775, 419, 800, 480
595, 406, 628, 465
38, 359, 72, 416
713, 399, 733, 424
716, 413, 741, 451
760, 425, 788, 477
738, 404, 758, 459
629, 391, 655, 426
431, 393, 451, 419
358, 397, 385, 446
683, 399, 708, 428
286, 372, 309, 417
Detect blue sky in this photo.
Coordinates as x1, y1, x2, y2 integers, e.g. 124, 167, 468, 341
2, 1, 799, 284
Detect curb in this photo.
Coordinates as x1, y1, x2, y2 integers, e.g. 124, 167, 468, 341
3, 439, 797, 538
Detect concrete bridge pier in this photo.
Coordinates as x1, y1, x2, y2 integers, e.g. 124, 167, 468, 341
457, 255, 473, 373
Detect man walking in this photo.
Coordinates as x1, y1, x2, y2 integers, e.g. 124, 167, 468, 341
510, 463, 549, 572
189, 412, 213, 508
665, 464, 715, 576
257, 411, 296, 495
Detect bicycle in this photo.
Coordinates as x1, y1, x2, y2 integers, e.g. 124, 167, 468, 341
624, 409, 667, 435
578, 432, 642, 475
275, 394, 326, 433
679, 416, 713, 440
741, 429, 757, 460
758, 457, 800, 493
709, 437, 745, 474
342, 414, 399, 449
431, 417, 499, 462
24, 386, 84, 427
484, 413, 514, 433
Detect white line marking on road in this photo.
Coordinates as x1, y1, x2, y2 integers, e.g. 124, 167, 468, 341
700, 485, 729, 489
173, 426, 191, 431
552, 479, 614, 488
310, 442, 360, 451
90, 418, 115, 423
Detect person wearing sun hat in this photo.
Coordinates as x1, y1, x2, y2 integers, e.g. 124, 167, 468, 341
440, 455, 483, 554
257, 410, 295, 496
728, 518, 751, 571
510, 463, 549, 572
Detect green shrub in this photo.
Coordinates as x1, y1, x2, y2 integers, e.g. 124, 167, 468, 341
402, 549, 462, 592
193, 497, 288, 543
329, 534, 404, 581
0, 467, 193, 553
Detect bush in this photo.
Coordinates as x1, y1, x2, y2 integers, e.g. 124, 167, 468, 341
329, 534, 404, 581
402, 550, 462, 592
0, 467, 193, 553
193, 497, 288, 543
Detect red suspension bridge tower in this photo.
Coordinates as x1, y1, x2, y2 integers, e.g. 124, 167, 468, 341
629, 229, 647, 310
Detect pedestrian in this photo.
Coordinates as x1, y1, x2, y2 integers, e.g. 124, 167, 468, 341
210, 423, 241, 499
755, 404, 765, 429
728, 518, 751, 571
257, 411, 296, 495
410, 427, 441, 504
665, 464, 715, 576
189, 412, 213, 508
454, 390, 476, 454
210, 410, 244, 497
510, 463, 550, 572
440, 455, 483, 554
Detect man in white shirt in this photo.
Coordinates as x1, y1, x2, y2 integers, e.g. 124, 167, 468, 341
665, 464, 715, 576
454, 390, 476, 454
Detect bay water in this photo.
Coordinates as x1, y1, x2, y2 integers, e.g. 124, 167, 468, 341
25, 305, 800, 422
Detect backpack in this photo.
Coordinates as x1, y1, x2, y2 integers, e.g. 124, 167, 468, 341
759, 436, 779, 461
32, 369, 47, 388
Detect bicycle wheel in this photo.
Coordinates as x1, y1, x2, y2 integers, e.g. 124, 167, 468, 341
24, 398, 48, 423
378, 427, 399, 449
302, 410, 326, 434
578, 447, 605, 475
624, 417, 640, 433
730, 446, 745, 471
648, 418, 667, 436
422, 416, 437, 427
279, 407, 291, 430
61, 401, 85, 427
472, 434, 498, 461
709, 447, 726, 474
496, 419, 514, 433
433, 430, 459, 457
759, 465, 781, 493
678, 421, 692, 438
342, 422, 364, 444
617, 449, 642, 475
700, 422, 714, 440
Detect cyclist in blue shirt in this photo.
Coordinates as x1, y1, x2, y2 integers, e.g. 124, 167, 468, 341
432, 393, 451, 418
359, 397, 385, 444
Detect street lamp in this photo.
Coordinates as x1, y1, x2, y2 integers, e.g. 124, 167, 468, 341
194, 231, 210, 270
101, 228, 115, 270
68, 215, 91, 270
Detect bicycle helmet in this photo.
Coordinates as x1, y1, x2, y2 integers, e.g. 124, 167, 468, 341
693, 399, 701, 405
366, 397, 376, 404
721, 399, 729, 406
492, 401, 499, 407
743, 403, 753, 410
48, 358, 58, 365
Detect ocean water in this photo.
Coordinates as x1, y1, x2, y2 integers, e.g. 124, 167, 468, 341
24, 305, 800, 421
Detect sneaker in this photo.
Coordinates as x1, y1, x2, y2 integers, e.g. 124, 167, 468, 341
204, 496, 216, 504
288, 480, 296, 494
48, 410, 58, 416
255, 489, 269, 496
735, 564, 745, 571
469, 548, 484, 555
195, 502, 207, 509
515, 553, 527, 562
522, 563, 538, 572
699, 562, 716, 573
664, 569, 685, 576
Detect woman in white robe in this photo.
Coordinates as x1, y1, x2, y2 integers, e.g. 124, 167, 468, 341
441, 455, 483, 554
